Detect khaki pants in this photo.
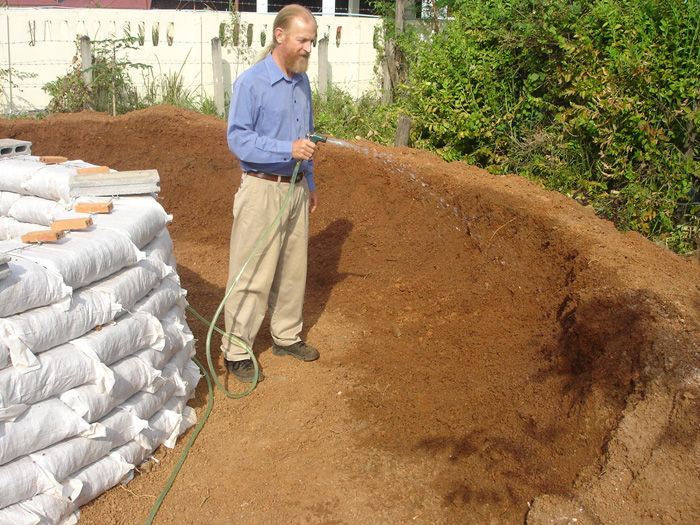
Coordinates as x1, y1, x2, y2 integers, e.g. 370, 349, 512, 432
221, 173, 309, 362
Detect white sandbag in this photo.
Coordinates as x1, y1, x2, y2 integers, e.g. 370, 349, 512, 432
1, 228, 143, 289
0, 344, 9, 370
0, 342, 111, 409
0, 191, 21, 215
135, 308, 193, 370
111, 439, 150, 472
0, 490, 77, 525
0, 403, 29, 423
59, 355, 164, 423
70, 311, 164, 367
0, 288, 117, 372
30, 408, 147, 490
20, 161, 98, 204
161, 305, 192, 354
0, 398, 94, 466
131, 276, 185, 320
182, 359, 201, 395
0, 157, 42, 194
90, 196, 171, 249
134, 402, 183, 452
67, 451, 133, 508
140, 396, 197, 450
117, 347, 197, 423
0, 456, 56, 510
143, 227, 174, 266
90, 257, 169, 315
162, 345, 198, 398
7, 195, 75, 226
0, 257, 71, 318
0, 216, 44, 240
119, 379, 178, 422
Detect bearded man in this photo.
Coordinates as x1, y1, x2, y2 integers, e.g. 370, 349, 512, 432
221, 4, 320, 383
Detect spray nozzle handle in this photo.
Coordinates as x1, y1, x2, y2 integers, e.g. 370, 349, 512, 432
307, 133, 327, 144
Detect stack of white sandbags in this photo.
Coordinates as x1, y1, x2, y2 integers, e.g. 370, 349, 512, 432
0, 154, 199, 524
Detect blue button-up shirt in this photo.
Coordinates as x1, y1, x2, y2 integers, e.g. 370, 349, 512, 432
227, 54, 315, 191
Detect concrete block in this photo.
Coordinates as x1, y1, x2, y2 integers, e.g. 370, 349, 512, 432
68, 169, 160, 197
0, 139, 32, 157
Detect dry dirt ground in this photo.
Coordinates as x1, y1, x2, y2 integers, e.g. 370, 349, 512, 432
1, 106, 698, 524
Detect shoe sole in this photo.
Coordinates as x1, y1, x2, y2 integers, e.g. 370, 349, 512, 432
272, 345, 319, 362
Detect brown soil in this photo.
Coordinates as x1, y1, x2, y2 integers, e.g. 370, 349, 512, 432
1, 106, 698, 524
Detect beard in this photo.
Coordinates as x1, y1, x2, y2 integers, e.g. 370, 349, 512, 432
287, 53, 310, 74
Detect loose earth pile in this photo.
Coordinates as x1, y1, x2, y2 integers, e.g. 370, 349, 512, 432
1, 106, 698, 524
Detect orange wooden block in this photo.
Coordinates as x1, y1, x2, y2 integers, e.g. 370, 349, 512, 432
21, 230, 66, 243
76, 166, 110, 175
74, 201, 114, 214
39, 156, 68, 164
50, 217, 93, 231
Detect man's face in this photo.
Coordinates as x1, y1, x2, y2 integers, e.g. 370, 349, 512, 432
276, 16, 317, 74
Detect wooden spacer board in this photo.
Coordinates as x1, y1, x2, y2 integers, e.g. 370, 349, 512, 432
39, 156, 68, 164
74, 201, 114, 214
76, 166, 110, 175
21, 230, 66, 243
50, 217, 93, 231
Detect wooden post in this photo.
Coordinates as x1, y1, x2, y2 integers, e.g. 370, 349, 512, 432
80, 35, 92, 88
318, 37, 329, 100
395, 115, 412, 147
382, 0, 406, 105
211, 37, 225, 116
395, 0, 406, 32
382, 56, 392, 104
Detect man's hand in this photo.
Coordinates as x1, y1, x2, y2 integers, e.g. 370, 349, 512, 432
292, 138, 316, 161
309, 191, 318, 213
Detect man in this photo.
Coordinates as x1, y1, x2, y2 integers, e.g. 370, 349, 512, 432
222, 4, 320, 383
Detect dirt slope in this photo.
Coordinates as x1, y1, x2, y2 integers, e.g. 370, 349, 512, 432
1, 106, 698, 524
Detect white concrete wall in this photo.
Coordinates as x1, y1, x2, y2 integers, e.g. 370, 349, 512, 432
0, 8, 382, 114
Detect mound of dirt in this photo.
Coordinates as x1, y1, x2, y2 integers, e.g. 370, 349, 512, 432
1, 106, 698, 523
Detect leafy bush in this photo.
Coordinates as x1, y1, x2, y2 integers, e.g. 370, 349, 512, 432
44, 37, 148, 115
397, 0, 699, 252
312, 84, 400, 143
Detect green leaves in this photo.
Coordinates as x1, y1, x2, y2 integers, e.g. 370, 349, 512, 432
388, 0, 699, 252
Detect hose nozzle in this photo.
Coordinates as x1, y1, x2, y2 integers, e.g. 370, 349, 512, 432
307, 133, 327, 144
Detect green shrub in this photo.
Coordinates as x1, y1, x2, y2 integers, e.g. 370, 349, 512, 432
44, 37, 148, 115
312, 84, 400, 144
397, 0, 699, 252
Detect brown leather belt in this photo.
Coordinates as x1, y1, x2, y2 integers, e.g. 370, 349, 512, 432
247, 171, 304, 183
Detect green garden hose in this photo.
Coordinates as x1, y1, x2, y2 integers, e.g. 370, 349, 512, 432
144, 162, 302, 524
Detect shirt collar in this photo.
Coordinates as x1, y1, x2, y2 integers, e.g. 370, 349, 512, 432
263, 53, 300, 86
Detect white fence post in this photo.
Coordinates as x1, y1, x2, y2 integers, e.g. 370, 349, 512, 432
318, 36, 328, 99
80, 36, 92, 89
5, 16, 13, 115
211, 37, 224, 115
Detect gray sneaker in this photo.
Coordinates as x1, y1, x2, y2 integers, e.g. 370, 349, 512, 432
225, 358, 264, 383
272, 341, 319, 361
